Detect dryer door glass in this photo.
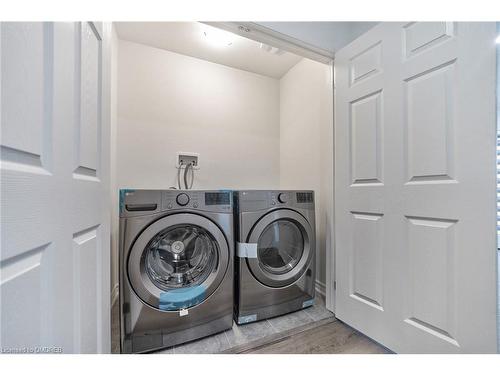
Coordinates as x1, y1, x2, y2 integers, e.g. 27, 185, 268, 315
257, 220, 304, 275
145, 224, 219, 290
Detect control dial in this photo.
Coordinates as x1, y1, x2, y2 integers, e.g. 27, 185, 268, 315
277, 193, 288, 204
176, 193, 190, 206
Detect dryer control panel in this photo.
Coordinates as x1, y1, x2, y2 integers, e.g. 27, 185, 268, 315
234, 190, 315, 213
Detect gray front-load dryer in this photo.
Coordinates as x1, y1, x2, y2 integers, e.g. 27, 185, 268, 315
233, 190, 316, 324
119, 189, 233, 353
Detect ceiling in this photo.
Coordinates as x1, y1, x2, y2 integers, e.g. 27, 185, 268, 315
256, 22, 378, 53
114, 22, 304, 79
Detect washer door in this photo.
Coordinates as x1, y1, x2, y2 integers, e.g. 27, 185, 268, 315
128, 213, 229, 310
246, 209, 314, 288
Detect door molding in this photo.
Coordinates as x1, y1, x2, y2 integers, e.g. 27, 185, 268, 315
202, 22, 334, 64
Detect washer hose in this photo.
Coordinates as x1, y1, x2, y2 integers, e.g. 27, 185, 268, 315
184, 162, 194, 190
177, 162, 184, 190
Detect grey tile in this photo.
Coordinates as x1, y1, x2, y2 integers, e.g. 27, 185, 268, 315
119, 292, 336, 354
225, 319, 276, 347
267, 309, 314, 333
154, 346, 175, 354
173, 331, 230, 354
303, 296, 335, 322
111, 299, 121, 354
111, 342, 120, 354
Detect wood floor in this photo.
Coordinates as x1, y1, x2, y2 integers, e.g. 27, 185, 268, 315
224, 318, 390, 354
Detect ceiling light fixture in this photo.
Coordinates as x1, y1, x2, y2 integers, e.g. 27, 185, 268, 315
259, 43, 286, 56
202, 26, 235, 47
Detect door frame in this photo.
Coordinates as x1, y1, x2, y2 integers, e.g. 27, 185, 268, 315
99, 21, 112, 353
496, 21, 500, 352
202, 22, 334, 64
131, 22, 335, 312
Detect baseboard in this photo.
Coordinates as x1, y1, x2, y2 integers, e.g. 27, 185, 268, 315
315, 279, 326, 298
111, 283, 119, 306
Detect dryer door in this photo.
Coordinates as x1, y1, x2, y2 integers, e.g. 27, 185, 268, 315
246, 209, 314, 288
127, 213, 229, 310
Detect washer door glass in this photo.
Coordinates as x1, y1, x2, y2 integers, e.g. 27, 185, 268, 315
128, 213, 230, 309
257, 220, 304, 275
145, 224, 219, 290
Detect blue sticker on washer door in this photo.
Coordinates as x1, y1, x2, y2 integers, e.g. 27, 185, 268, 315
302, 299, 314, 308
158, 285, 206, 311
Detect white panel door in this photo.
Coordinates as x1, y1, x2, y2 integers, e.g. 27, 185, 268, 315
335, 22, 497, 353
0, 22, 111, 353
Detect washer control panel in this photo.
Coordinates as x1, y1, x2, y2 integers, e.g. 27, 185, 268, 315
176, 193, 190, 206
277, 193, 288, 204
162, 190, 232, 212
120, 189, 232, 216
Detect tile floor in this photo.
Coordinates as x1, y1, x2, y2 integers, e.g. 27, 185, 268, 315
111, 294, 334, 354
111, 293, 393, 354
153, 294, 333, 354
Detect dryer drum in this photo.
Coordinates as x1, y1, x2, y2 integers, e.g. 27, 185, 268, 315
245, 208, 314, 288
257, 219, 304, 275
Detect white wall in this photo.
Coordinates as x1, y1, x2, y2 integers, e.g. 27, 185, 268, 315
117, 40, 280, 191
115, 39, 333, 296
279, 58, 334, 293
